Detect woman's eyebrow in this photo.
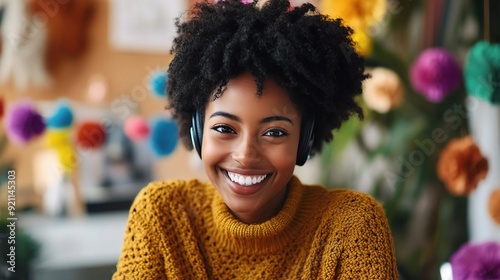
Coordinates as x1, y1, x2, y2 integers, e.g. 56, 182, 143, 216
209, 111, 294, 125
209, 111, 240, 122
260, 116, 293, 125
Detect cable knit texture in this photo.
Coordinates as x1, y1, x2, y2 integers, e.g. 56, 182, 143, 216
113, 176, 398, 279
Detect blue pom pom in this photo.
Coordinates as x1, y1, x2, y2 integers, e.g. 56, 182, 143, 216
47, 101, 74, 129
148, 71, 168, 98
149, 117, 178, 157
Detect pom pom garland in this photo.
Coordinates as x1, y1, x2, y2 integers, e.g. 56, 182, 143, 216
75, 121, 107, 149
124, 115, 150, 142
464, 41, 500, 104
410, 48, 462, 103
4, 100, 46, 145
149, 117, 178, 157
46, 100, 74, 129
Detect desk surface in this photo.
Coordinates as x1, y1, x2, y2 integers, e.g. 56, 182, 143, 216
19, 211, 129, 271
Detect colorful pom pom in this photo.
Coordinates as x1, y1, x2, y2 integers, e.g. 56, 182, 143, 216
450, 241, 500, 280
410, 48, 462, 103
352, 30, 373, 57
124, 115, 150, 142
464, 41, 500, 104
45, 129, 72, 148
56, 144, 78, 173
363, 67, 403, 113
436, 135, 488, 196
75, 121, 107, 149
148, 71, 168, 98
46, 100, 74, 129
4, 100, 46, 145
149, 117, 178, 157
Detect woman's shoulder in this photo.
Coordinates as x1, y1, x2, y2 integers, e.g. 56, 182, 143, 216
305, 183, 382, 207
303, 184, 386, 219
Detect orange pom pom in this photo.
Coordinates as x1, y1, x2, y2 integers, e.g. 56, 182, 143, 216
75, 121, 106, 149
437, 136, 489, 196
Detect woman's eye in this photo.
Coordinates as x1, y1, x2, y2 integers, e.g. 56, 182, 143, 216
212, 125, 235, 134
264, 129, 288, 137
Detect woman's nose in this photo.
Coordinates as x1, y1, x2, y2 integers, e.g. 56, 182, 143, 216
231, 135, 261, 166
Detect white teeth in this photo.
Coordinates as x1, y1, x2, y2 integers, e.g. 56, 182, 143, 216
227, 171, 268, 186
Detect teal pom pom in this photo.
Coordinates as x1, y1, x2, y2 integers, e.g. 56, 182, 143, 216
149, 117, 178, 157
47, 101, 74, 129
464, 41, 500, 104
148, 71, 168, 98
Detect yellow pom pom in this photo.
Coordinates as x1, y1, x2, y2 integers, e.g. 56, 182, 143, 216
352, 30, 373, 56
45, 130, 71, 148
56, 145, 78, 173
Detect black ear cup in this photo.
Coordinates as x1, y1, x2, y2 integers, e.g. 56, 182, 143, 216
190, 110, 314, 165
296, 118, 315, 166
190, 110, 203, 158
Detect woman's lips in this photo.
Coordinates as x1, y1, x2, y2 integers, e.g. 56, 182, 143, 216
222, 169, 271, 196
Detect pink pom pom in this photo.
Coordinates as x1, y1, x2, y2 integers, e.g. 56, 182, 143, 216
410, 48, 462, 103
124, 115, 150, 142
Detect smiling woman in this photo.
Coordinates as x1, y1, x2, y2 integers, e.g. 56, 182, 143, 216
113, 0, 398, 279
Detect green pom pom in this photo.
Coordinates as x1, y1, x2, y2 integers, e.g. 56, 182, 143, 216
464, 41, 500, 104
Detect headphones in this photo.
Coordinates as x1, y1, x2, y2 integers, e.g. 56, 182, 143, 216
190, 110, 315, 166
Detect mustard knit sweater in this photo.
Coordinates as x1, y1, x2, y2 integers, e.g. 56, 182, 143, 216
113, 176, 398, 279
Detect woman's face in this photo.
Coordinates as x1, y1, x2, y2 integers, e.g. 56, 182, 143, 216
202, 73, 301, 224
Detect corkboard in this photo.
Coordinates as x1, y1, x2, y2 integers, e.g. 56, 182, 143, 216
0, 0, 206, 209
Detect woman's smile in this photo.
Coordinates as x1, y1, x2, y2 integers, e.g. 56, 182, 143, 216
226, 170, 269, 186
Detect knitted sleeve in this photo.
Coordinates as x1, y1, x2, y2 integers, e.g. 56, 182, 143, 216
336, 193, 399, 279
112, 184, 167, 280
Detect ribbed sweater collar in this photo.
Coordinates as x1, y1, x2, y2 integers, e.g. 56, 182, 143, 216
210, 176, 305, 254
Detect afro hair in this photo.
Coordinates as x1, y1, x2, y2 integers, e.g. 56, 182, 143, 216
167, 0, 366, 154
